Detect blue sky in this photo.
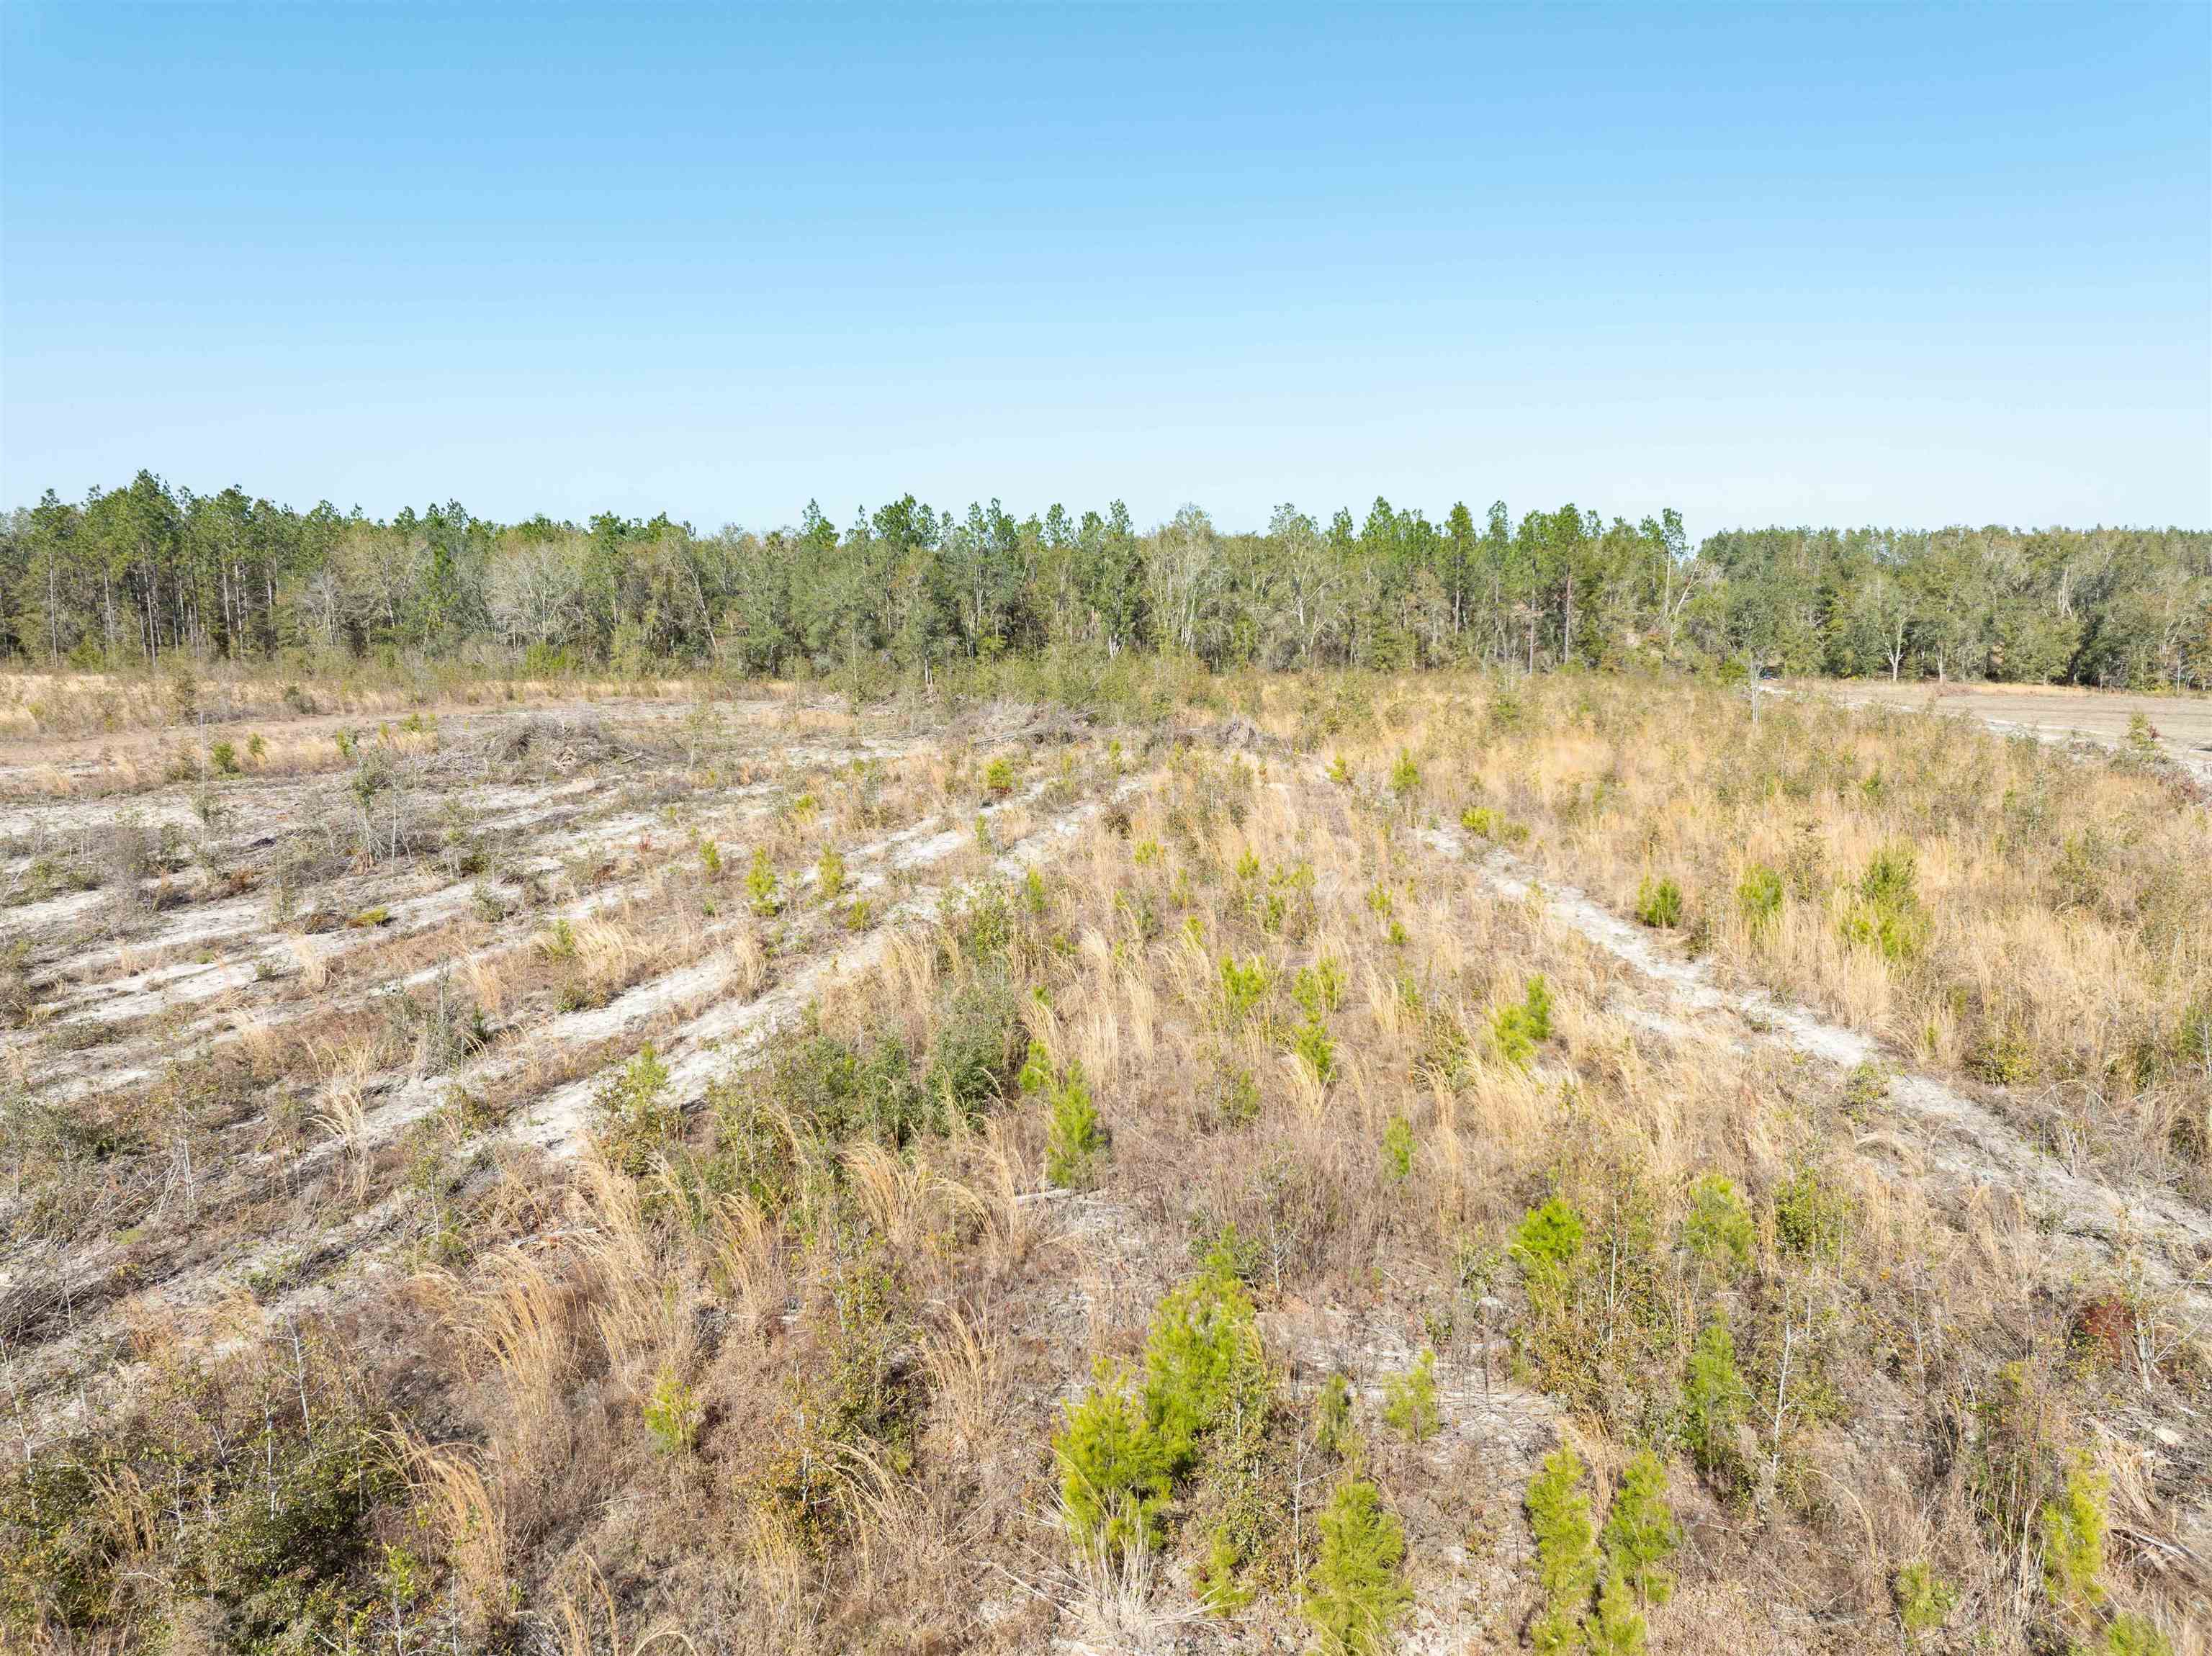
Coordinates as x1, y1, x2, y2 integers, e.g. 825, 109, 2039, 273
4, 2, 2207, 534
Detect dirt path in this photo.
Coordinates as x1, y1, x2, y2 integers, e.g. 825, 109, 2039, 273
1, 761, 1138, 1431
1406, 817, 2212, 1330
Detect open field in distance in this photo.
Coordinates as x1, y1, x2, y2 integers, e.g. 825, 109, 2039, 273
1798, 680, 2212, 783
0, 667, 2205, 1656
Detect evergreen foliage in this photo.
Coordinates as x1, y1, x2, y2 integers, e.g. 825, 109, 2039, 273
2041, 1451, 2109, 1621
1680, 1174, 1755, 1275
1527, 1445, 1601, 1654
1380, 1349, 1439, 1444
11, 476, 2203, 691
1601, 1450, 1679, 1607
1684, 1316, 1749, 1483
1303, 1478, 1411, 1656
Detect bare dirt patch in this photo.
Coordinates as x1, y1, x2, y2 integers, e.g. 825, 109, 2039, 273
1802, 678, 2212, 781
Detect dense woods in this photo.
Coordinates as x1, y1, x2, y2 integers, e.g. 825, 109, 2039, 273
5, 472, 2208, 688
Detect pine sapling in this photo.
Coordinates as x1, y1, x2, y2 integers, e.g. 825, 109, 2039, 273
1685, 1315, 1750, 1485
1044, 1061, 1104, 1188
2041, 1450, 2108, 1624
745, 846, 780, 915
1304, 1478, 1411, 1656
1527, 1444, 1600, 1654
1053, 1361, 1170, 1557
1601, 1449, 1679, 1608
1380, 1349, 1439, 1444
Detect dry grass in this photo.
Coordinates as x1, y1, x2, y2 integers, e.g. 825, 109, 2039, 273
4, 675, 2205, 1656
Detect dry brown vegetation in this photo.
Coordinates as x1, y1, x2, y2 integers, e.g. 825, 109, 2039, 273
1, 667, 2205, 1655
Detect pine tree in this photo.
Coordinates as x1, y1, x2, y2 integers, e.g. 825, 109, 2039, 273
1587, 1567, 1647, 1655
1527, 1445, 1600, 1654
1304, 1478, 1411, 1656
2040, 1450, 2109, 1621
1685, 1316, 1749, 1483
1380, 1349, 1439, 1444
1141, 1260, 1265, 1474
1053, 1361, 1169, 1557
1600, 1449, 1679, 1606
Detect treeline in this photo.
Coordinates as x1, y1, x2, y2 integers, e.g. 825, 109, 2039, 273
4, 472, 2208, 688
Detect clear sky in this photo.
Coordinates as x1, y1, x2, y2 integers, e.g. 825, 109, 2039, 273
4, 2, 2207, 534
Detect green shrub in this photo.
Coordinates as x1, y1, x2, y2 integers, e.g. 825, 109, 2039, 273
1303, 1479, 1411, 1656
1380, 1349, 1439, 1443
1634, 876, 1683, 930
1838, 842, 1928, 963
1141, 1262, 1268, 1475
1588, 1567, 1647, 1655
1527, 1445, 1601, 1654
1773, 1166, 1850, 1260
745, 847, 781, 915
1313, 1371, 1355, 1457
1053, 1362, 1171, 1556
699, 839, 723, 878
593, 1043, 683, 1174
2041, 1450, 2108, 1621
1892, 1560, 1956, 1641
1513, 1197, 1586, 1279
982, 755, 1015, 798
1199, 1524, 1254, 1614
1601, 1449, 1678, 1608
921, 972, 1022, 1124
1219, 955, 1272, 1023
208, 738, 240, 775
1388, 750, 1421, 798
1461, 804, 1530, 846
1380, 1115, 1414, 1182
1681, 1173, 1755, 1275
1043, 1061, 1104, 1188
1684, 1315, 1748, 1484
811, 845, 846, 903
1293, 1017, 1337, 1084
643, 1368, 701, 1455
2106, 1613, 2175, 1656
1293, 955, 1346, 1017
1736, 863, 1783, 936
1490, 975, 1554, 1066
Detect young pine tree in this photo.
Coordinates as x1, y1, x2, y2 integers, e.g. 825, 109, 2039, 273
1043, 1061, 1103, 1187
1380, 1349, 1439, 1444
1601, 1449, 1680, 1608
1053, 1362, 1170, 1557
1527, 1444, 1601, 1655
1685, 1315, 1750, 1485
1304, 1478, 1411, 1656
1141, 1261, 1267, 1475
2040, 1450, 2109, 1623
1587, 1568, 1647, 1656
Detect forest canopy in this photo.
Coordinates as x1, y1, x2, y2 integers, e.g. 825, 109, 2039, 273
4, 472, 2208, 690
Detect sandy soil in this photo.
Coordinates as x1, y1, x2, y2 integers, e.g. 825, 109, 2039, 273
1798, 679, 2212, 781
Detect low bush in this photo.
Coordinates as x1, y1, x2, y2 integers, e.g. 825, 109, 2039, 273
1634, 876, 1683, 930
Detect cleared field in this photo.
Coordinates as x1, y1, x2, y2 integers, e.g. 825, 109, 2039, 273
1, 672, 2206, 1655
1800, 679, 2212, 783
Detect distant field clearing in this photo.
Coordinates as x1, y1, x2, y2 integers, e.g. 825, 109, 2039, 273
1797, 678, 2212, 780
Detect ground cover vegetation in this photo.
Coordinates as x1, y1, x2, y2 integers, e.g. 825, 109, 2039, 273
0, 657, 2204, 1654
